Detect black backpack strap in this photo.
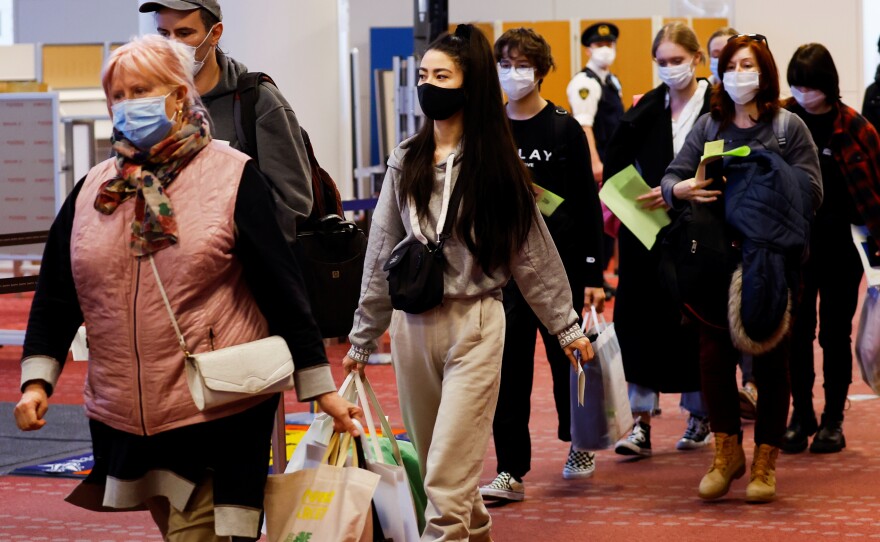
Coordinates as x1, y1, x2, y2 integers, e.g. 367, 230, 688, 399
233, 72, 276, 162
773, 108, 789, 150
551, 105, 569, 163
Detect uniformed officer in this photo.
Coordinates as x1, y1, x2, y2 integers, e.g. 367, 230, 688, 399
566, 22, 624, 295
566, 22, 624, 184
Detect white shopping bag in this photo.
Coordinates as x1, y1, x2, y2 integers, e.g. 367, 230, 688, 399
352, 373, 421, 541
287, 372, 358, 473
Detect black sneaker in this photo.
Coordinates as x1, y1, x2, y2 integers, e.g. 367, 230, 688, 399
809, 414, 846, 454
781, 413, 817, 454
615, 418, 652, 456
676, 414, 711, 450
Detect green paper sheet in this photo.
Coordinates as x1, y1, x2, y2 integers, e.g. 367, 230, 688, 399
533, 183, 564, 217
599, 165, 670, 250
700, 140, 751, 163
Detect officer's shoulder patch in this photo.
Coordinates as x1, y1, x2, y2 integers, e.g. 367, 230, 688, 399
578, 88, 589, 100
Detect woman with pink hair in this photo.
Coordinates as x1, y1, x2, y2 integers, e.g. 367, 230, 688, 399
14, 34, 360, 541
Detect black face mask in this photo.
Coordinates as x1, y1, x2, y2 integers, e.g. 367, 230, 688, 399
417, 83, 465, 121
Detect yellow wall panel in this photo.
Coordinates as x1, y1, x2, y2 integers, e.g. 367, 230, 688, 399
42, 44, 103, 89
692, 18, 731, 80
580, 18, 654, 109
500, 21, 571, 110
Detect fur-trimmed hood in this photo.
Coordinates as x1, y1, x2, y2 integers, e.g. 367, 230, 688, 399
725, 150, 813, 352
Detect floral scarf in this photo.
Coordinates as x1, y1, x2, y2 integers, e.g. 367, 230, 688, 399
94, 107, 211, 256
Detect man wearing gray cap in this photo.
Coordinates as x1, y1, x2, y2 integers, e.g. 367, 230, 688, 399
139, 0, 312, 242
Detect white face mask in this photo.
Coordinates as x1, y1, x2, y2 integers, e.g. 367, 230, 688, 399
790, 87, 826, 111
658, 63, 694, 90
174, 24, 217, 76
723, 71, 761, 105
590, 46, 616, 69
710, 57, 720, 81
498, 66, 537, 101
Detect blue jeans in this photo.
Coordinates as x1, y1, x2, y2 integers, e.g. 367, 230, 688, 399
628, 382, 708, 419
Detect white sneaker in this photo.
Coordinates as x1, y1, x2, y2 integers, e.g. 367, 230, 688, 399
480, 472, 524, 501
562, 446, 596, 479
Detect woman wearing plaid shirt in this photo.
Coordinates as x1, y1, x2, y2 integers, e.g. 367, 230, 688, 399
783, 43, 880, 456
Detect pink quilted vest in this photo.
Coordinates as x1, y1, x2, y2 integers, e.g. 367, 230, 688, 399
71, 143, 270, 435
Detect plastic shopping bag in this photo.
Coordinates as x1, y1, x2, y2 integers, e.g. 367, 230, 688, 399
856, 286, 880, 395
570, 306, 632, 450
354, 374, 424, 540
287, 372, 358, 473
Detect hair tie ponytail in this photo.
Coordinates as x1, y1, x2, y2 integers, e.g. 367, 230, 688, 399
454, 24, 473, 41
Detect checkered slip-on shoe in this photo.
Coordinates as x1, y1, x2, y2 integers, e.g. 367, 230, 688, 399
480, 472, 525, 501
562, 447, 596, 479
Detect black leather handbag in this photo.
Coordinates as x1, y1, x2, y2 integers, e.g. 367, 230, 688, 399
383, 164, 464, 314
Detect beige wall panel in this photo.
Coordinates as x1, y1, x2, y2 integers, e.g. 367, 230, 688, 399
42, 45, 103, 89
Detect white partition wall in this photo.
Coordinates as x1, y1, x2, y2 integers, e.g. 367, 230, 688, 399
734, 0, 863, 106
0, 93, 61, 258
0, 0, 13, 45
14, 0, 139, 45
863, 0, 880, 100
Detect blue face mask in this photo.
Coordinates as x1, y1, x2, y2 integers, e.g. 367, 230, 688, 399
710, 57, 720, 81
111, 91, 174, 150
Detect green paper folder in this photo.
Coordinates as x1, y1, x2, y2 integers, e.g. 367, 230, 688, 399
599, 165, 670, 250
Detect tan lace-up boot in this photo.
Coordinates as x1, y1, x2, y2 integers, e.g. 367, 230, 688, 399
745, 443, 779, 503
698, 432, 746, 500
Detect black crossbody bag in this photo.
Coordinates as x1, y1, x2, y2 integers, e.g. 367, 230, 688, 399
383, 155, 463, 314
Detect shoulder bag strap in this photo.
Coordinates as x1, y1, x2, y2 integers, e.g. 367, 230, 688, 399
408, 153, 457, 245
148, 255, 190, 357
437, 155, 465, 247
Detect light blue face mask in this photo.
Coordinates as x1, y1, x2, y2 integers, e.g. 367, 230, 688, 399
710, 57, 720, 81
111, 91, 174, 150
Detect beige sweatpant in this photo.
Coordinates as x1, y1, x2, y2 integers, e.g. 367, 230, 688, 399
390, 296, 505, 542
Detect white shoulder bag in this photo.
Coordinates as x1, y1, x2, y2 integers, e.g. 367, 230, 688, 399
148, 255, 295, 411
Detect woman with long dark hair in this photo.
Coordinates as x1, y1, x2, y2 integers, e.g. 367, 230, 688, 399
343, 24, 593, 540
783, 43, 880, 455
661, 34, 821, 503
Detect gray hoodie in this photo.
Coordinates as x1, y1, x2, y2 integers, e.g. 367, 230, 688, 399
201, 53, 312, 242
347, 141, 584, 361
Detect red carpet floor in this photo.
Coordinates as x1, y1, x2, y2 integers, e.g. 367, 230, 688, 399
2, 286, 880, 541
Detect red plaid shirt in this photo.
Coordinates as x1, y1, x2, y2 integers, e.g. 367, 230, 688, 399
829, 102, 880, 240
788, 98, 880, 240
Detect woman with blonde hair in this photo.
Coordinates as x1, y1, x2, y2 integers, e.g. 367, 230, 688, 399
603, 21, 711, 457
